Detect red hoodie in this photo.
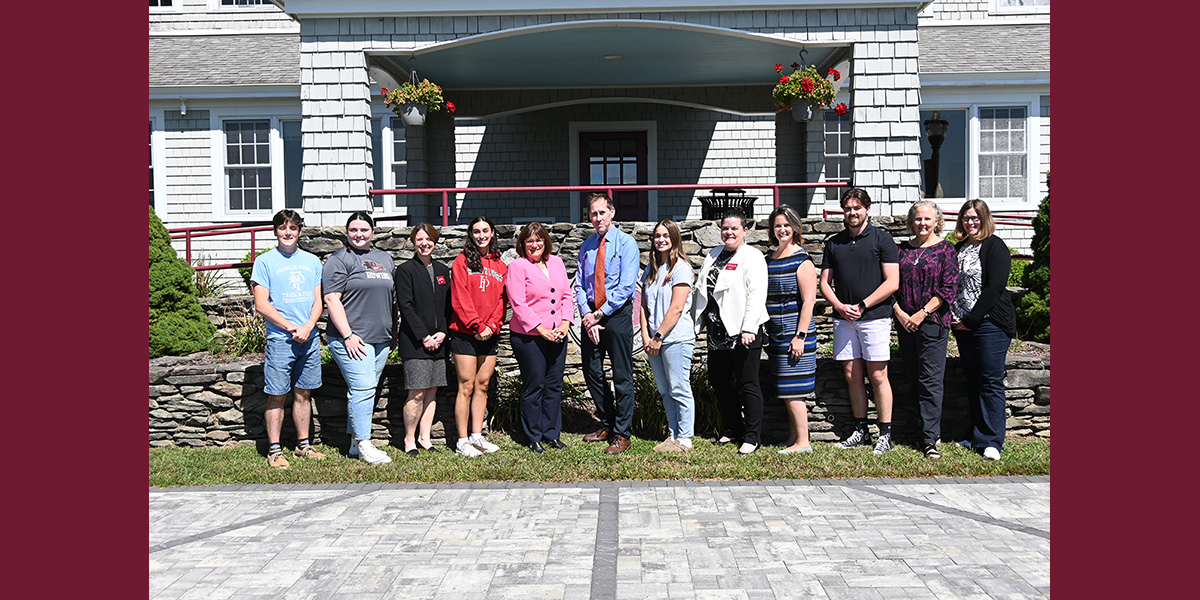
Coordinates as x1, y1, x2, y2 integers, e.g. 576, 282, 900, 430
449, 252, 507, 336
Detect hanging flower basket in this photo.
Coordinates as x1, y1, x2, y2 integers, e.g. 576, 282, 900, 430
399, 102, 427, 126
381, 78, 455, 127
771, 62, 848, 120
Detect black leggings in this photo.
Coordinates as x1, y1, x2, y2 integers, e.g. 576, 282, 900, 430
708, 345, 764, 445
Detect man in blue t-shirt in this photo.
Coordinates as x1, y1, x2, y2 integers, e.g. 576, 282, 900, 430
250, 210, 326, 469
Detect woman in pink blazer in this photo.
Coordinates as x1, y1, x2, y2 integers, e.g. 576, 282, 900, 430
505, 222, 574, 454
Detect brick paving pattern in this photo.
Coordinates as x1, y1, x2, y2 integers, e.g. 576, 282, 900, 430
150, 477, 1048, 599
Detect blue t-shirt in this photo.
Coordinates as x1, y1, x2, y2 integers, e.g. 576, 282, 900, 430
250, 247, 323, 341
643, 260, 696, 344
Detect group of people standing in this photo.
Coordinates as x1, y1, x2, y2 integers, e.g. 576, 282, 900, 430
251, 188, 1015, 469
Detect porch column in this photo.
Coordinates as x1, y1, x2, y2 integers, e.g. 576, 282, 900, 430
848, 31, 923, 216
298, 18, 374, 227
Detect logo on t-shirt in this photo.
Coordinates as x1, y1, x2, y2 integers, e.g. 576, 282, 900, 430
288, 271, 306, 291
724, 263, 739, 270
361, 260, 385, 272
436, 276, 447, 285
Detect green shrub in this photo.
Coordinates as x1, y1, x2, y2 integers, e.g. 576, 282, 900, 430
149, 206, 216, 358
1008, 249, 1027, 287
689, 356, 723, 438
1017, 173, 1050, 342
238, 248, 271, 291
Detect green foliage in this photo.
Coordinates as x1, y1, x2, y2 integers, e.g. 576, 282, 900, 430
221, 312, 267, 356
238, 248, 271, 291
1008, 249, 1027, 287
631, 358, 667, 439
149, 206, 216, 358
192, 255, 230, 298
1018, 173, 1051, 342
689, 357, 723, 438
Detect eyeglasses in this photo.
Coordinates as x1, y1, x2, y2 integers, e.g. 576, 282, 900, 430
960, 216, 982, 223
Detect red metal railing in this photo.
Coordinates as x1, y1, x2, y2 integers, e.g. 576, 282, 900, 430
371, 182, 851, 227
169, 222, 273, 271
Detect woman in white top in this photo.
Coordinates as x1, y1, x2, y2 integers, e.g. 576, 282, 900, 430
639, 220, 697, 452
692, 208, 770, 455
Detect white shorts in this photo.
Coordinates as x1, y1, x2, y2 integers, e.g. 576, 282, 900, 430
832, 318, 892, 362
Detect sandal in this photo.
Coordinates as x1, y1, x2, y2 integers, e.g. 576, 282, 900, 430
924, 445, 941, 460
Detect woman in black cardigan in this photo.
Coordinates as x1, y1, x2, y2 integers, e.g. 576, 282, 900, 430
394, 222, 453, 456
950, 200, 1016, 461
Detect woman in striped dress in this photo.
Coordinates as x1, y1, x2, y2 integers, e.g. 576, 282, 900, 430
765, 205, 819, 454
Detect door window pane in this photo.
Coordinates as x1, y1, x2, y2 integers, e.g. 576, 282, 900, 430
978, 107, 1027, 200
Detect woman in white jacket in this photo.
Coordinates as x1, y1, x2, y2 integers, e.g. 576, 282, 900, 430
692, 208, 770, 455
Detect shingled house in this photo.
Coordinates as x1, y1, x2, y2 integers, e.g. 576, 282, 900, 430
149, 0, 1048, 272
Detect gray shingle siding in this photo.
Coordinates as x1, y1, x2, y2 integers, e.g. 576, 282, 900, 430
919, 25, 1048, 73
149, 34, 299, 86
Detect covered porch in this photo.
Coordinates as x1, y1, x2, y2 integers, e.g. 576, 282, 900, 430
280, 1, 927, 226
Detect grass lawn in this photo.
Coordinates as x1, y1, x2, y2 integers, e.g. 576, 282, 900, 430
149, 433, 1048, 487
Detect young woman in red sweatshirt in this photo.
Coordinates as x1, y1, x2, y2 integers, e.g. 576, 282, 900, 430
449, 215, 508, 456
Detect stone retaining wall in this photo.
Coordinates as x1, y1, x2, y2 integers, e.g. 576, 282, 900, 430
149, 349, 1049, 448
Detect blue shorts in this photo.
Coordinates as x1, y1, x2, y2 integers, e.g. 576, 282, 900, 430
263, 337, 323, 396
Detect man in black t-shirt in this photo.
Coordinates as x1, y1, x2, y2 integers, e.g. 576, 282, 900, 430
819, 188, 900, 454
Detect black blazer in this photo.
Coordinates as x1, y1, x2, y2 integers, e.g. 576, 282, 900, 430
955, 235, 1016, 338
394, 257, 453, 360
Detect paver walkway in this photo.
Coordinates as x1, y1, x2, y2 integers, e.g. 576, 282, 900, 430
150, 477, 1049, 599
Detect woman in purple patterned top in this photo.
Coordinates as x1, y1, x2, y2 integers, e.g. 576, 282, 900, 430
892, 200, 959, 459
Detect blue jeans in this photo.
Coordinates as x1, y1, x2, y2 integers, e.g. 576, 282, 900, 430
263, 337, 322, 396
954, 320, 1011, 451
646, 340, 696, 440
328, 337, 390, 442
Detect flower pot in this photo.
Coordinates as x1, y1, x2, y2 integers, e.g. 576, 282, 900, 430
399, 103, 427, 126
791, 103, 814, 122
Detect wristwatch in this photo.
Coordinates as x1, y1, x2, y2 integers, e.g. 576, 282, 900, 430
858, 300, 868, 311
922, 307, 933, 316
653, 332, 663, 341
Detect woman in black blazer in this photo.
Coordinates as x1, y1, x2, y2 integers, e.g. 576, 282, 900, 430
950, 200, 1016, 461
394, 222, 453, 457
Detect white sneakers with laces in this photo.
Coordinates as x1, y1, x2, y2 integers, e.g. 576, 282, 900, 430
456, 438, 484, 457
356, 439, 392, 464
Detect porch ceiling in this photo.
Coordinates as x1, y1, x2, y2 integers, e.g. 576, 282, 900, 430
370, 23, 843, 90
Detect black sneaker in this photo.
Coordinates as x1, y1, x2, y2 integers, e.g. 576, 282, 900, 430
836, 429, 872, 449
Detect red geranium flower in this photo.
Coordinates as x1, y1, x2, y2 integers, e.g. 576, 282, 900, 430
828, 68, 841, 81
780, 76, 790, 84
791, 62, 800, 69
774, 63, 783, 72
445, 102, 456, 114
381, 88, 389, 95
834, 102, 848, 116
801, 78, 814, 93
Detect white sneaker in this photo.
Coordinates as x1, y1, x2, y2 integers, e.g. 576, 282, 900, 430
456, 439, 483, 457
469, 434, 500, 453
982, 446, 1001, 461
356, 440, 392, 465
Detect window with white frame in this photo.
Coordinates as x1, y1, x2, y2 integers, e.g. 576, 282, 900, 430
220, 0, 267, 6
224, 120, 272, 212
993, 0, 1050, 14
978, 107, 1027, 201
150, 0, 173, 7
823, 110, 853, 191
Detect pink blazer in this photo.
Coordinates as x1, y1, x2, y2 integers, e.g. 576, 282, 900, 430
506, 255, 574, 336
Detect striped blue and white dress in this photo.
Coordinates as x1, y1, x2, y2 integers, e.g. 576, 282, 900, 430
765, 250, 818, 398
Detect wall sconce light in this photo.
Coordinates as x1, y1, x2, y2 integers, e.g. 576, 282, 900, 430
180, 99, 187, 116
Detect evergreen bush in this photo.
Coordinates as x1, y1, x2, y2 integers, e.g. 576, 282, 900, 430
149, 206, 216, 358
1018, 173, 1050, 342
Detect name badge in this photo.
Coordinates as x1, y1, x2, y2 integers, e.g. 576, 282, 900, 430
724, 263, 739, 270
436, 276, 447, 285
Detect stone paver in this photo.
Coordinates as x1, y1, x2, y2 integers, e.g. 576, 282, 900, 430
150, 478, 1048, 599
